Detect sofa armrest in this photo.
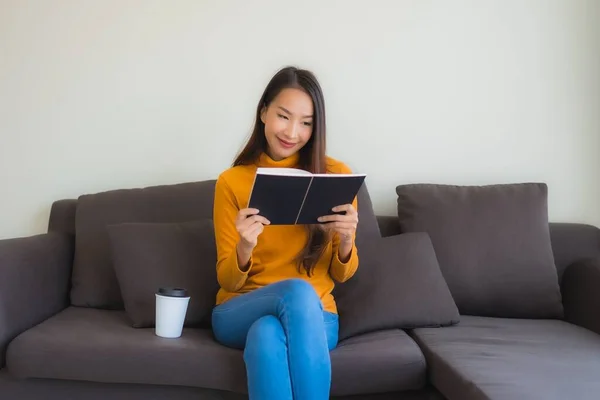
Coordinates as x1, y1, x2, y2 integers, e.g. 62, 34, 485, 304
0, 233, 73, 368
562, 257, 600, 335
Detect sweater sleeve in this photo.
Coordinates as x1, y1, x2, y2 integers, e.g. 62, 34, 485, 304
213, 174, 251, 292
329, 189, 360, 283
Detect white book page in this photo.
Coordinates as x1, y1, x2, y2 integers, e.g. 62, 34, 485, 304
256, 167, 312, 176
311, 173, 367, 178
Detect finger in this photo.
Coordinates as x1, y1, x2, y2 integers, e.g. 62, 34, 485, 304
237, 208, 260, 220
317, 214, 345, 223
332, 204, 355, 214
239, 214, 270, 229
328, 222, 357, 231
239, 208, 260, 216
318, 214, 356, 223
247, 222, 265, 238
240, 221, 262, 240
248, 215, 270, 225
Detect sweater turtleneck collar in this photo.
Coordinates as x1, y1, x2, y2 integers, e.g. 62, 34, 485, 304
257, 151, 300, 169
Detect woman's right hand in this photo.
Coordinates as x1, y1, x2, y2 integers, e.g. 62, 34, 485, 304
235, 208, 270, 269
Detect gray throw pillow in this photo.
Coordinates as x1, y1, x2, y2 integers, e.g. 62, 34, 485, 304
334, 232, 460, 341
396, 183, 563, 319
107, 219, 219, 328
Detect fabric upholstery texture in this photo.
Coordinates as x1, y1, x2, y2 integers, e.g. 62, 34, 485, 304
70, 180, 216, 309
396, 182, 563, 318
411, 315, 600, 400
6, 307, 427, 396
335, 232, 459, 341
108, 219, 219, 328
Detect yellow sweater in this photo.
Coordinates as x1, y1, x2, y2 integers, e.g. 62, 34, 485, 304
213, 152, 360, 314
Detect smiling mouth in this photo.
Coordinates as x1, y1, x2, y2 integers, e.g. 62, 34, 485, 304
277, 137, 296, 148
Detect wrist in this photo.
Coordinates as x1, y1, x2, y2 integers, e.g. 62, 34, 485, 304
236, 242, 254, 271
237, 240, 254, 253
339, 233, 354, 247
337, 238, 354, 263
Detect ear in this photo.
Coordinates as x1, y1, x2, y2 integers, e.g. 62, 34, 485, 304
260, 105, 267, 124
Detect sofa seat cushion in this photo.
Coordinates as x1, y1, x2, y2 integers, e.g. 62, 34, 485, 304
6, 307, 248, 393
411, 316, 600, 400
6, 307, 426, 396
331, 329, 426, 395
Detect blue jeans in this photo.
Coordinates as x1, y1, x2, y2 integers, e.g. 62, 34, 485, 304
211, 278, 339, 400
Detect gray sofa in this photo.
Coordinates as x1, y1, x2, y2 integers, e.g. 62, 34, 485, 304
1, 179, 599, 400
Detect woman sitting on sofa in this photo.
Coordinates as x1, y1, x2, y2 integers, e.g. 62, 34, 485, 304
211, 66, 360, 400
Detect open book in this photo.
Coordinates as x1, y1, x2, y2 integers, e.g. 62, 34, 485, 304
248, 167, 366, 225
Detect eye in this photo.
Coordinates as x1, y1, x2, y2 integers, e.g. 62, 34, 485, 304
277, 113, 289, 120
303, 121, 312, 126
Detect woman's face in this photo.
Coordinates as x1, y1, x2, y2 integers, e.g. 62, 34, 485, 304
261, 88, 314, 161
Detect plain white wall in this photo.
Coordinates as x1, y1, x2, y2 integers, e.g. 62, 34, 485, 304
1, 0, 599, 240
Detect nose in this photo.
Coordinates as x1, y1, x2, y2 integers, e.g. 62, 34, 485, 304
285, 124, 299, 140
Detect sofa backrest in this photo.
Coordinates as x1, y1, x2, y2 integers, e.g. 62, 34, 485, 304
48, 179, 381, 309
377, 215, 600, 282
69, 180, 217, 309
49, 178, 598, 310
48, 199, 78, 235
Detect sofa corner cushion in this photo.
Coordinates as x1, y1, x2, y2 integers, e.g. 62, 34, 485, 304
107, 219, 219, 328
411, 316, 600, 400
70, 180, 216, 309
334, 232, 460, 342
396, 182, 563, 319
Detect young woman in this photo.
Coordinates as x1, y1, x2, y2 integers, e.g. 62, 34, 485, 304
211, 66, 360, 400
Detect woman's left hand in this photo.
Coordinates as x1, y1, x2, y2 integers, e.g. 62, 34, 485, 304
317, 204, 358, 244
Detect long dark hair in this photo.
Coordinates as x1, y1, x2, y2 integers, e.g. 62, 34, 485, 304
233, 66, 329, 276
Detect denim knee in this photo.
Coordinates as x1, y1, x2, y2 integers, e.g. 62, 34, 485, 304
244, 315, 286, 362
276, 279, 321, 311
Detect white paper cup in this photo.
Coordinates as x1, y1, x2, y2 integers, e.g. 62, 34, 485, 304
155, 287, 190, 338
